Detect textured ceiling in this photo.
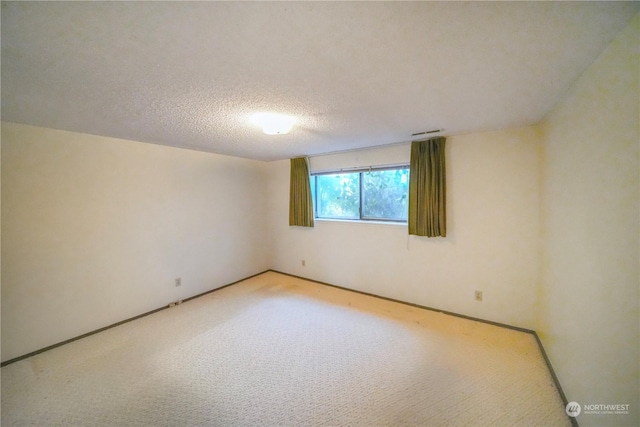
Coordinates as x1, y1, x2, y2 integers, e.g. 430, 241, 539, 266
1, 1, 637, 161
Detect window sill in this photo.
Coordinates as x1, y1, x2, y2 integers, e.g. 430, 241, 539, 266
315, 218, 407, 228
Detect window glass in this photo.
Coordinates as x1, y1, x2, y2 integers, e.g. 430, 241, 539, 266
312, 166, 409, 222
315, 173, 360, 219
362, 169, 409, 221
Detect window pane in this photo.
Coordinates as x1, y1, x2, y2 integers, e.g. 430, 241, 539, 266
316, 173, 360, 219
362, 168, 409, 220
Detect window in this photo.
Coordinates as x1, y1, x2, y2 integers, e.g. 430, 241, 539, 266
311, 166, 409, 222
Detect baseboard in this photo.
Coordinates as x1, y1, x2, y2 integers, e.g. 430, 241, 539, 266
0, 270, 269, 367
269, 269, 534, 333
532, 332, 579, 427
268, 269, 578, 427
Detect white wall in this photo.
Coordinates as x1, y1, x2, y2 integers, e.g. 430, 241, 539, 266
1, 122, 270, 362
538, 15, 639, 427
268, 126, 541, 329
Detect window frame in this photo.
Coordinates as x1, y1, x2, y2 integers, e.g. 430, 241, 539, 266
311, 164, 410, 223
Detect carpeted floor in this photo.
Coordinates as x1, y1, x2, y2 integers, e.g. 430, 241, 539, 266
1, 272, 571, 426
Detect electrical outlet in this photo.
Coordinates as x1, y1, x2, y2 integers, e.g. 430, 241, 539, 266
475, 290, 483, 301
301, 260, 306, 267
175, 278, 182, 287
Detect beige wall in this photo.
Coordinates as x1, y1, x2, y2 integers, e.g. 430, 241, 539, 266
538, 14, 639, 427
1, 123, 270, 362
268, 126, 542, 329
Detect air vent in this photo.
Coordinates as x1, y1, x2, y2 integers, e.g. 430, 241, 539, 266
411, 129, 442, 137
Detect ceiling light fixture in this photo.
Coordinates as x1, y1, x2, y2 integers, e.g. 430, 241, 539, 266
250, 112, 296, 135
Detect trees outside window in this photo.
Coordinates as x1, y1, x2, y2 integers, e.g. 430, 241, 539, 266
312, 166, 409, 222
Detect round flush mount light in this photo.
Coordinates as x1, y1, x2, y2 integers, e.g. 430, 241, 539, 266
250, 112, 296, 135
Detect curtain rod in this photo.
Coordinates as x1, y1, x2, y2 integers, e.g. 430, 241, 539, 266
311, 162, 410, 175
307, 131, 444, 159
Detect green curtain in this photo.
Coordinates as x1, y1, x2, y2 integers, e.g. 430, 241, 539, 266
289, 157, 315, 227
408, 137, 446, 237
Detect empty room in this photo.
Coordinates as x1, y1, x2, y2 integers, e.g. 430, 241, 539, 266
1, 2, 638, 426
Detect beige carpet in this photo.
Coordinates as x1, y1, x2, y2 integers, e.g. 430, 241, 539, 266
1, 272, 570, 426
